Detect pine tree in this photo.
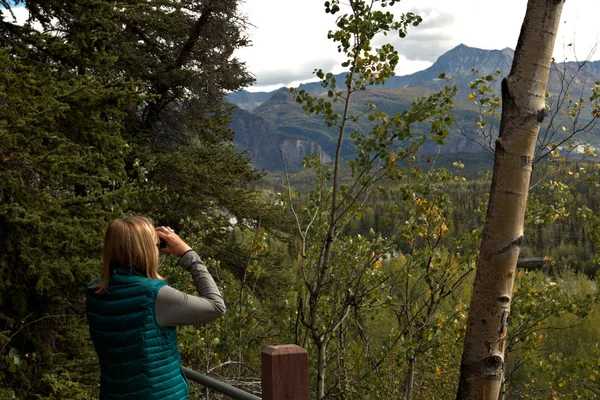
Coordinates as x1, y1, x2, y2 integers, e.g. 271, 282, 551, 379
0, 1, 278, 396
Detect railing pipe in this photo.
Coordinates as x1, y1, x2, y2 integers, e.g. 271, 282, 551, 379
182, 366, 261, 400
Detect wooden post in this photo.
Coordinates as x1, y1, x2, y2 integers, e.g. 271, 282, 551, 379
261, 344, 309, 400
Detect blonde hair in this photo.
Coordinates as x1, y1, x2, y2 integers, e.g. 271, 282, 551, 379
92, 216, 164, 295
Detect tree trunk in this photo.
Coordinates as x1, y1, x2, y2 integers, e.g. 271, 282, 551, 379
499, 379, 506, 400
404, 353, 416, 400
456, 1, 565, 399
317, 340, 328, 400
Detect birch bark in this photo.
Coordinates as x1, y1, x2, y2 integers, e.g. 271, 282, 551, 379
456, 1, 565, 399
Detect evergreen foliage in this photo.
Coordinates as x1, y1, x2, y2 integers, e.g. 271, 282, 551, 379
0, 1, 286, 397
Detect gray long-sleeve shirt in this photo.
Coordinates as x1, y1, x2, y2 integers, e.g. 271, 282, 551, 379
155, 250, 226, 327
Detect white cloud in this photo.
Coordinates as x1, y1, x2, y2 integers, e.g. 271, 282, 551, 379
235, 1, 338, 88
6, 1, 599, 93
1, 5, 29, 25
237, 0, 600, 92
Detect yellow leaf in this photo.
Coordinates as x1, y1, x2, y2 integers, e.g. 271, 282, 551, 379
440, 222, 448, 236
467, 93, 476, 101
591, 374, 596, 381
375, 261, 382, 269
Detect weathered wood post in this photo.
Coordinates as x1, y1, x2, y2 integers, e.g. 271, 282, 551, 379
261, 344, 309, 400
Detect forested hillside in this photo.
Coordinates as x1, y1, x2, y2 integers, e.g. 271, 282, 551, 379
1, 1, 600, 399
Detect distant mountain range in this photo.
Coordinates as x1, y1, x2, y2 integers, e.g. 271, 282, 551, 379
228, 44, 600, 171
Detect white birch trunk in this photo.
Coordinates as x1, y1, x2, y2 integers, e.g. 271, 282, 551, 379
456, 1, 565, 399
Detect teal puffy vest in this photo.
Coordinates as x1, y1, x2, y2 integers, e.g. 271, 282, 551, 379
86, 267, 189, 400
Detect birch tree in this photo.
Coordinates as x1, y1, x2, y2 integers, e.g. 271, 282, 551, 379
287, 1, 455, 398
456, 0, 566, 398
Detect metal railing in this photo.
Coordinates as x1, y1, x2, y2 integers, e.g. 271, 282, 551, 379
183, 367, 261, 400
183, 344, 309, 400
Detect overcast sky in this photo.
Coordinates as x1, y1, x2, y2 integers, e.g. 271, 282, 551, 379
4, 1, 599, 93
235, 0, 600, 92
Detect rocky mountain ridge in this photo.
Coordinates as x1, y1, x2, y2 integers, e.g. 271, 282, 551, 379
229, 44, 600, 171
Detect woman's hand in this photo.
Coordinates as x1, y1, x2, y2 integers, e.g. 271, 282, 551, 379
155, 226, 192, 257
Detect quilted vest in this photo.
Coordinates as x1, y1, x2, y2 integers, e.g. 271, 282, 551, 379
86, 267, 189, 400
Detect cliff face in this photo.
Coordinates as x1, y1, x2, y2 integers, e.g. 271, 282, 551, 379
278, 139, 332, 168
232, 107, 331, 171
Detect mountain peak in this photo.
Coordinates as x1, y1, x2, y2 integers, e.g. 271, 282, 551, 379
437, 44, 514, 66
446, 43, 514, 54
421, 43, 514, 80
230, 45, 517, 109
452, 43, 474, 50
363, 44, 515, 94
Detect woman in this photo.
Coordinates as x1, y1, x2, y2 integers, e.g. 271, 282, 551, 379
86, 216, 226, 400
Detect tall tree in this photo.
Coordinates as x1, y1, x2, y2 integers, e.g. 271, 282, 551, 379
0, 1, 269, 397
0, 8, 139, 395
289, 1, 455, 398
456, 0, 565, 398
